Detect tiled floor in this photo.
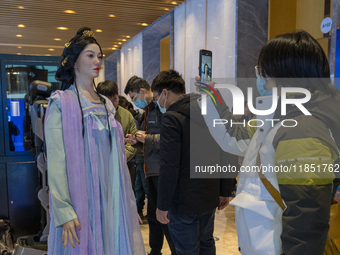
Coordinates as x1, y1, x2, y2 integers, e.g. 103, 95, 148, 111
140, 204, 240, 255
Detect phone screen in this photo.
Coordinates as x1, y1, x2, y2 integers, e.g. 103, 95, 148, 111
200, 50, 212, 84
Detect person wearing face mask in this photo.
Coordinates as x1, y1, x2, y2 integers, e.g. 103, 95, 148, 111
154, 70, 234, 255
255, 66, 273, 97
125, 76, 177, 255
195, 31, 340, 255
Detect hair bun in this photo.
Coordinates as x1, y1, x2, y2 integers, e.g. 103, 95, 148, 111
76, 27, 92, 36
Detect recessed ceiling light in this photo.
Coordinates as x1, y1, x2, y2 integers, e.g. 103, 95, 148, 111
171, 1, 177, 4
45, 54, 51, 56
96, 29, 102, 32
57, 27, 68, 30
17, 53, 21, 55
118, 42, 122, 45
109, 14, 115, 17
16, 35, 22, 37
126, 36, 130, 38
103, 54, 106, 57
141, 23, 148, 26
48, 49, 55, 51
112, 47, 116, 50
18, 46, 22, 49
18, 24, 25, 28
18, 6, 24, 9
64, 10, 76, 14
54, 38, 61, 41
122, 39, 126, 42
113, 45, 118, 47
164, 8, 169, 11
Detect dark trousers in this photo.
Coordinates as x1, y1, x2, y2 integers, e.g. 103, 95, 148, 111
147, 176, 177, 255
279, 184, 334, 255
127, 161, 136, 194
168, 209, 216, 255
135, 162, 148, 214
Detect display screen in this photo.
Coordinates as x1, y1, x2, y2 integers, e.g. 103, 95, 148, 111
200, 54, 212, 84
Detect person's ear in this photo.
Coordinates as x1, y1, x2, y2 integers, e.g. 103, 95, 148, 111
163, 89, 169, 98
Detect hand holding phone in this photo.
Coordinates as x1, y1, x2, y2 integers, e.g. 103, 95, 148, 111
125, 134, 137, 145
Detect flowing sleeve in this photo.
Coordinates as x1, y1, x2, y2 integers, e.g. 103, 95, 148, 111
46, 98, 77, 228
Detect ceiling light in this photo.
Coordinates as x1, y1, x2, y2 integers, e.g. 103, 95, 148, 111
122, 39, 126, 42
54, 38, 61, 41
48, 49, 55, 51
18, 46, 22, 49
16, 35, 22, 37
103, 54, 106, 57
164, 8, 169, 11
18, 6, 24, 9
96, 29, 102, 32
141, 23, 148, 26
112, 47, 116, 50
118, 42, 122, 45
126, 36, 130, 38
45, 54, 51, 56
57, 27, 68, 30
171, 1, 177, 4
109, 14, 115, 17
64, 10, 76, 14
18, 24, 25, 28
17, 53, 21, 55
113, 45, 118, 47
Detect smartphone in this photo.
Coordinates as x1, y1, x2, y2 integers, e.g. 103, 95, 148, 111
124, 137, 136, 143
199, 49, 212, 85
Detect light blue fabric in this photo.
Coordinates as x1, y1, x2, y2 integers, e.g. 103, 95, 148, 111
256, 76, 272, 96
46, 86, 145, 255
133, 98, 147, 108
45, 101, 77, 228
157, 92, 166, 114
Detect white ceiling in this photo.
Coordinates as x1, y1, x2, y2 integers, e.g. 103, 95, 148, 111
0, 0, 184, 57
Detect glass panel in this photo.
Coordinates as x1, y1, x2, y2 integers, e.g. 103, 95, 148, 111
5, 64, 59, 152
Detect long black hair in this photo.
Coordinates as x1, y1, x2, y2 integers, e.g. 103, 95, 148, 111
257, 30, 332, 94
55, 27, 112, 146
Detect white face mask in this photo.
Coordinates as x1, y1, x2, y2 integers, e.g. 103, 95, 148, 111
157, 91, 166, 114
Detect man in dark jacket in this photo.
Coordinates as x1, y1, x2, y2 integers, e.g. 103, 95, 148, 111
125, 76, 177, 255
154, 70, 233, 255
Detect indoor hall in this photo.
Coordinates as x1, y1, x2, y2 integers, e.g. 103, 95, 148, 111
0, 0, 339, 254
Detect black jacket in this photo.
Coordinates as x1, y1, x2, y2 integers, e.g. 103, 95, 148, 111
135, 101, 163, 177
157, 93, 235, 215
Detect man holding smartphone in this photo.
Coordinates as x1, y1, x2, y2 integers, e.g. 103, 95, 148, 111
125, 76, 177, 255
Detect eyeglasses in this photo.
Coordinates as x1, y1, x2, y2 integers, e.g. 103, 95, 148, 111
255, 66, 260, 78
255, 66, 270, 80
131, 92, 140, 102
152, 93, 160, 101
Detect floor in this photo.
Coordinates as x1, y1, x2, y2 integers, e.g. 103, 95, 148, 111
140, 204, 240, 255
140, 190, 340, 254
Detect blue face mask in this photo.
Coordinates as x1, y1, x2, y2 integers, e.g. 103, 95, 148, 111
134, 98, 148, 108
157, 91, 167, 114
256, 76, 272, 96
